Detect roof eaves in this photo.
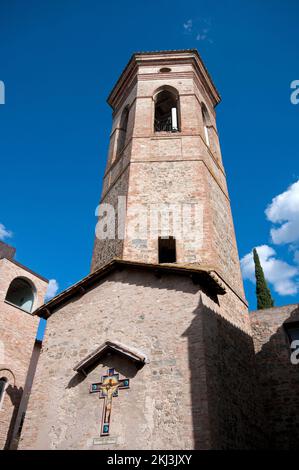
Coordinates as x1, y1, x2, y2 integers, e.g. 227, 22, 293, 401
107, 49, 220, 110
74, 340, 148, 375
34, 259, 226, 319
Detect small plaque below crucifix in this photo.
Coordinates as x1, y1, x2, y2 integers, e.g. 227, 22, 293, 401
90, 368, 130, 436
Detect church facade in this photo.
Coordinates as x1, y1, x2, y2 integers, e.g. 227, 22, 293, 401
11, 50, 299, 450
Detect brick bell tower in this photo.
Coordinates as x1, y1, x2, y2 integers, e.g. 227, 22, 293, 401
91, 49, 245, 303
19, 50, 264, 451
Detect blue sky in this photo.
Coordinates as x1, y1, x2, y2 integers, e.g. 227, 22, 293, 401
0, 0, 298, 333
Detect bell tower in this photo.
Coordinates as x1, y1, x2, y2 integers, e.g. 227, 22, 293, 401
19, 50, 267, 451
91, 50, 245, 301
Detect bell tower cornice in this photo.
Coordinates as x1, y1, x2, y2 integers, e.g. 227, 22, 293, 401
107, 49, 221, 112
92, 48, 245, 302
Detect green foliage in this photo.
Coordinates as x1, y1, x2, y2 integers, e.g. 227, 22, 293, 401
253, 248, 274, 310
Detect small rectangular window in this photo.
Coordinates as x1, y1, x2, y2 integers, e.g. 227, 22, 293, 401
158, 236, 176, 263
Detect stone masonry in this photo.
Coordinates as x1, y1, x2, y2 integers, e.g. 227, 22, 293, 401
19, 267, 262, 449
0, 252, 48, 449
250, 304, 299, 449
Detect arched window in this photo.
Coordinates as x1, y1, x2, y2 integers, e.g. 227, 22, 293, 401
5, 277, 35, 313
0, 377, 8, 408
201, 103, 211, 147
154, 87, 179, 132
116, 106, 129, 156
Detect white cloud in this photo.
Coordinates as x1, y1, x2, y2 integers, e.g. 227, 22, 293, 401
265, 180, 299, 245
0, 223, 12, 241
45, 279, 59, 301
183, 19, 193, 32
196, 27, 213, 42
241, 245, 299, 296
183, 18, 213, 43
196, 33, 207, 41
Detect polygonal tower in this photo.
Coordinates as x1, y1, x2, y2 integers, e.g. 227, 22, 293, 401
91, 50, 244, 303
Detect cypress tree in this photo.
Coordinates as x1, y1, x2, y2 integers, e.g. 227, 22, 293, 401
253, 248, 274, 310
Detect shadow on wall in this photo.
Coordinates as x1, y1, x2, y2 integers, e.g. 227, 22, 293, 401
253, 305, 299, 450
4, 384, 23, 450
65, 269, 266, 449
183, 295, 267, 450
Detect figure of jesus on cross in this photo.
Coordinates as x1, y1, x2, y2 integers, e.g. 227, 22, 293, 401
90, 368, 130, 436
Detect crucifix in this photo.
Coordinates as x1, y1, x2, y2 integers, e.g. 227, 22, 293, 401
90, 368, 130, 436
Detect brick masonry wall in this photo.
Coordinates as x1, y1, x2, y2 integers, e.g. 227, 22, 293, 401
250, 304, 299, 449
91, 166, 130, 271
206, 170, 245, 299
0, 258, 48, 449
19, 269, 260, 450
123, 160, 207, 264
0, 241, 16, 260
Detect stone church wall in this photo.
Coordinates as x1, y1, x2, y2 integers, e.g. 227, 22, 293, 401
250, 304, 299, 449
200, 301, 266, 449
19, 269, 261, 450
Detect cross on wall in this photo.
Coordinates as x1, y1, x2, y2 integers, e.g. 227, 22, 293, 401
90, 368, 130, 436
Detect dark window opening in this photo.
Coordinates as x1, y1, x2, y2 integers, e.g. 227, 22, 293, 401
0, 377, 7, 404
5, 277, 35, 313
285, 323, 299, 345
116, 106, 129, 155
158, 236, 176, 263
201, 102, 210, 125
154, 90, 179, 132
201, 102, 211, 147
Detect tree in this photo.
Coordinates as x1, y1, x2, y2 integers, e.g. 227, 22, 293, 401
253, 248, 274, 310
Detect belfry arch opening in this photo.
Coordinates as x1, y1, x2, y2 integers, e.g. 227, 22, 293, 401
116, 106, 129, 156
0, 377, 8, 408
201, 103, 211, 147
5, 277, 35, 313
154, 87, 179, 132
